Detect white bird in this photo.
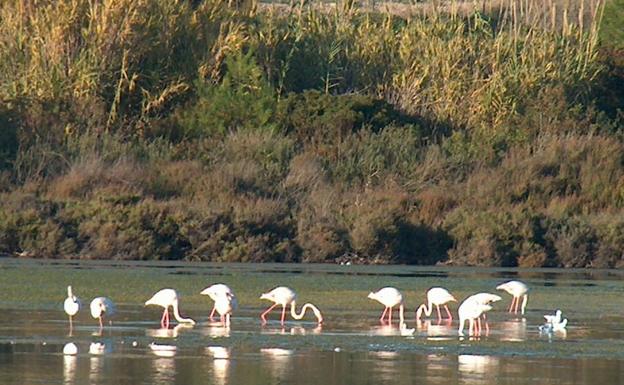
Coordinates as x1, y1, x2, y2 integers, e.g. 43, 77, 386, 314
539, 317, 568, 333
260, 286, 323, 325
200, 284, 235, 322
416, 287, 457, 321
544, 309, 562, 324
368, 287, 409, 328
458, 296, 494, 336
145, 288, 196, 328
90, 297, 116, 329
214, 292, 237, 327
496, 280, 529, 314
64, 286, 81, 330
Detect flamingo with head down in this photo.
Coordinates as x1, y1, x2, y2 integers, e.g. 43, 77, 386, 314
416, 287, 457, 322
260, 286, 323, 325
145, 288, 196, 328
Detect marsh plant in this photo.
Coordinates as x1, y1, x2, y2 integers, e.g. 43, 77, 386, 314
0, 0, 622, 268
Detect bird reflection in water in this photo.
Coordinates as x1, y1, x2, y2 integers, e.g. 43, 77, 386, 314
417, 319, 454, 340
150, 344, 177, 385
89, 342, 112, 383
261, 325, 322, 335
369, 351, 400, 383
63, 343, 78, 385
369, 324, 415, 337
498, 318, 528, 342
146, 323, 193, 338
205, 346, 231, 385
201, 325, 231, 338
261, 348, 294, 381
458, 355, 499, 384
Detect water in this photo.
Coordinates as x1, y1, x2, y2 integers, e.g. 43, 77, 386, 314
0, 259, 623, 384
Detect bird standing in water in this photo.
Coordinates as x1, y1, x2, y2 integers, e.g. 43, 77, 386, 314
200, 284, 235, 322
496, 280, 529, 315
145, 288, 196, 328
260, 286, 323, 325
90, 297, 116, 329
64, 286, 81, 331
415, 287, 457, 322
368, 287, 408, 328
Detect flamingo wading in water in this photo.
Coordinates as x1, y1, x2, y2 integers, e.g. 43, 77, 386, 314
458, 295, 494, 336
64, 286, 81, 330
212, 291, 237, 327
200, 284, 235, 322
260, 286, 323, 325
90, 297, 116, 329
415, 287, 457, 321
496, 280, 529, 315
145, 288, 196, 328
368, 287, 409, 327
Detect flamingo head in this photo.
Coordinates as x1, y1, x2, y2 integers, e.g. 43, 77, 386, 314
367, 292, 377, 301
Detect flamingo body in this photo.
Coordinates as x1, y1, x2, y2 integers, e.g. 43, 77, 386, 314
90, 297, 116, 328
200, 284, 235, 321
260, 286, 323, 325
368, 287, 408, 327
458, 296, 494, 336
145, 288, 196, 328
496, 281, 529, 314
416, 287, 457, 321
64, 286, 81, 330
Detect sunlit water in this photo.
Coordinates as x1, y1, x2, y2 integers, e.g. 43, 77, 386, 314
0, 259, 623, 384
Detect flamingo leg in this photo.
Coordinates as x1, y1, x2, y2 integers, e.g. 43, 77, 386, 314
514, 296, 520, 313
388, 306, 393, 324
281, 305, 287, 325
379, 306, 389, 323
485, 318, 490, 334
508, 296, 516, 313
261, 303, 279, 323
160, 309, 167, 328
220, 314, 225, 326
209, 306, 217, 322
444, 305, 453, 320
436, 305, 442, 321
99, 316, 103, 329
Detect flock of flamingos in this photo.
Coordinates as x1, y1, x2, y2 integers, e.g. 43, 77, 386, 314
64, 279, 568, 337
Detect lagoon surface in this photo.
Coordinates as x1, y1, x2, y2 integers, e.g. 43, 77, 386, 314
0, 259, 623, 384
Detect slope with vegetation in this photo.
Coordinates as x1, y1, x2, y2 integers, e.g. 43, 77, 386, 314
0, 0, 622, 267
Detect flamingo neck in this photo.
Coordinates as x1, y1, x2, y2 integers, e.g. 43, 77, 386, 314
416, 301, 433, 319
172, 301, 196, 325
458, 317, 466, 335
520, 295, 528, 314
290, 301, 324, 324
398, 303, 406, 328
67, 286, 73, 298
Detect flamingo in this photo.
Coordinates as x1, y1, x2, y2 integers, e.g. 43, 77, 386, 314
368, 287, 408, 327
458, 296, 494, 336
463, 292, 502, 331
145, 288, 196, 328
496, 280, 529, 314
415, 287, 457, 321
213, 292, 237, 327
64, 286, 81, 330
90, 297, 116, 329
200, 284, 235, 322
260, 286, 323, 325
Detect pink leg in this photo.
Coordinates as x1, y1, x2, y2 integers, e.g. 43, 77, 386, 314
379, 307, 388, 323
508, 297, 516, 313
161, 309, 168, 328
280, 305, 287, 325
514, 297, 520, 313
444, 305, 453, 320
485, 319, 490, 333
436, 305, 442, 321
261, 303, 279, 323
210, 306, 217, 322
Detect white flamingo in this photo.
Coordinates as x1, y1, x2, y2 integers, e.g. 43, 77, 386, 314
213, 292, 237, 327
463, 292, 502, 331
415, 287, 457, 321
145, 288, 196, 328
496, 281, 529, 314
368, 287, 408, 328
260, 286, 323, 325
64, 286, 81, 330
200, 284, 235, 322
458, 296, 494, 336
90, 297, 116, 329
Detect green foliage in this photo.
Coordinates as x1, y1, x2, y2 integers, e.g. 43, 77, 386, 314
0, 0, 622, 267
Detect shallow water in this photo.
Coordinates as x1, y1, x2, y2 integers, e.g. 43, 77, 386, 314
0, 259, 623, 384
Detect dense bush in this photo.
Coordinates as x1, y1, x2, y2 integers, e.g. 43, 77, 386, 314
0, 0, 622, 267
